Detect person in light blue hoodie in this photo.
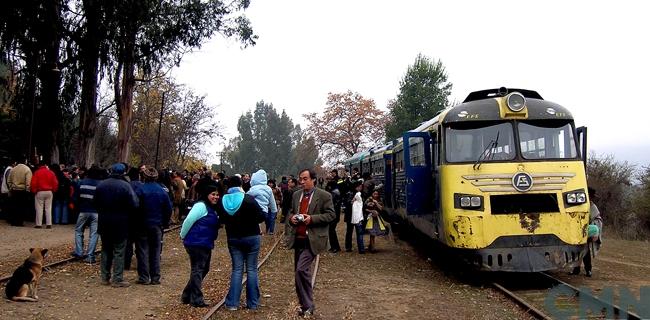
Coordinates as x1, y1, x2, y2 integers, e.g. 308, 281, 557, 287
217, 175, 266, 310
246, 169, 279, 234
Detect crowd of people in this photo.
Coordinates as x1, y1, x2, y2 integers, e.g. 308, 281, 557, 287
0, 156, 390, 317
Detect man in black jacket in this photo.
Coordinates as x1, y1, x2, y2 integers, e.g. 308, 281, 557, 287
281, 177, 298, 223
325, 169, 342, 253
94, 163, 139, 287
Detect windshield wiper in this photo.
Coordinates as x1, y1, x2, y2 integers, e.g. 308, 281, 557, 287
473, 131, 500, 170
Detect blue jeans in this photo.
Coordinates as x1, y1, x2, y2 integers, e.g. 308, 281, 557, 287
226, 235, 261, 309
347, 222, 365, 253
53, 199, 69, 224
265, 211, 277, 233
74, 212, 99, 261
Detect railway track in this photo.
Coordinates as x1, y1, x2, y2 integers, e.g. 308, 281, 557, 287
201, 232, 321, 320
0, 225, 182, 284
492, 272, 643, 320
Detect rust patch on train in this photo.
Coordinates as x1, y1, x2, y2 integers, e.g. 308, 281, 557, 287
582, 223, 588, 237
519, 213, 540, 233
452, 217, 473, 236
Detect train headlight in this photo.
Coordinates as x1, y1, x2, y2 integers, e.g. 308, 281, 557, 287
563, 189, 587, 207
506, 92, 526, 112
455, 193, 484, 210
576, 192, 586, 204
566, 193, 577, 204
471, 196, 482, 207
460, 196, 471, 207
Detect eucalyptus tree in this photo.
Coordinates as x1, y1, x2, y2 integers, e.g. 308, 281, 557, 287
107, 0, 257, 162
0, 1, 72, 162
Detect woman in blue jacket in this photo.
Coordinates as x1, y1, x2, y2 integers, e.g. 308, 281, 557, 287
179, 184, 219, 308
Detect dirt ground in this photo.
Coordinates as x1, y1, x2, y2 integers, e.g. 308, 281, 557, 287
1, 218, 648, 319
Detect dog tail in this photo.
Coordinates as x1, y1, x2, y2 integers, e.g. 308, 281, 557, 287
11, 296, 39, 302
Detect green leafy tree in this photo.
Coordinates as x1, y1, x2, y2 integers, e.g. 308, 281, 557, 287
276, 110, 295, 175
226, 101, 306, 177
291, 133, 322, 175
229, 112, 258, 173
385, 54, 453, 141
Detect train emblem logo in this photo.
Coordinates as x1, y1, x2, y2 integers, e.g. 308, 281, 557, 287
512, 172, 533, 192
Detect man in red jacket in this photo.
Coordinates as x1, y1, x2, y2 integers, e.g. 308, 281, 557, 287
31, 163, 58, 228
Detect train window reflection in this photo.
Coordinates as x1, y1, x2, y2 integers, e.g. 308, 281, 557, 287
518, 121, 577, 160
409, 137, 426, 167
445, 122, 515, 163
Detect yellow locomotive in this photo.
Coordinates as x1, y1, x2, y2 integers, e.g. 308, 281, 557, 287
345, 88, 590, 271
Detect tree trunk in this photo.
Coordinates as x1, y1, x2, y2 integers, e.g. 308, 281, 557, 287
78, 0, 101, 168
116, 53, 136, 163
38, 0, 62, 165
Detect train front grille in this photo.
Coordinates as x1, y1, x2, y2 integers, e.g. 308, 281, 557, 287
490, 193, 559, 214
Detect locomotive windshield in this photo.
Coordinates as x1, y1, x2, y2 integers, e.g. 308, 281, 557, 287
445, 122, 516, 162
518, 120, 577, 160
444, 120, 578, 163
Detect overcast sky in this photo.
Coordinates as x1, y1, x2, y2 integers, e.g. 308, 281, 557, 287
173, 0, 650, 166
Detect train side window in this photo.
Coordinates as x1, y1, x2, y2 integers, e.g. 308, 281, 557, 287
395, 150, 404, 172
409, 137, 426, 167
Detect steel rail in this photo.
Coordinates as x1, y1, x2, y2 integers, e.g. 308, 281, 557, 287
491, 281, 553, 320
202, 232, 322, 320
494, 272, 643, 320
539, 272, 643, 320
0, 225, 182, 284
202, 232, 286, 320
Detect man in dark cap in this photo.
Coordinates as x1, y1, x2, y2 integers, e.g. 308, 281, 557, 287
134, 168, 172, 285
94, 163, 139, 287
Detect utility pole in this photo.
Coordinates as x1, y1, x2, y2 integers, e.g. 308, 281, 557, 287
220, 152, 224, 173
154, 92, 166, 169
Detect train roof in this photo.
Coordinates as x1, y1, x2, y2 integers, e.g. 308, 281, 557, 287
344, 142, 393, 164
463, 88, 543, 102
345, 150, 371, 164
441, 88, 573, 124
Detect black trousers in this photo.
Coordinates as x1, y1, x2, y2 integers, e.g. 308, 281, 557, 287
8, 190, 31, 226
135, 226, 163, 282
182, 246, 212, 305
328, 219, 341, 251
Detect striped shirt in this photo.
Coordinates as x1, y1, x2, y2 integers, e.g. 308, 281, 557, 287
77, 178, 100, 214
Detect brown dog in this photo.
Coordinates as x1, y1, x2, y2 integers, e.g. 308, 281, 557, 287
4, 248, 48, 302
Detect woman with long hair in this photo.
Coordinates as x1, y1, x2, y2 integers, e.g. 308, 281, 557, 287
179, 184, 220, 308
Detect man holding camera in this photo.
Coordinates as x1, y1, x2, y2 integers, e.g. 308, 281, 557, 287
286, 168, 336, 317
